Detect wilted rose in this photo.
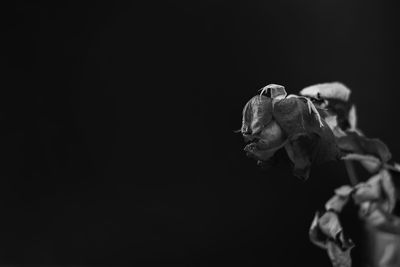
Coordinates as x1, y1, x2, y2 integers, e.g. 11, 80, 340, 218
241, 84, 340, 179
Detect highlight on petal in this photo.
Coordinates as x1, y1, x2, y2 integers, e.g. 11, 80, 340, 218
258, 120, 287, 149
241, 95, 273, 136
300, 82, 351, 102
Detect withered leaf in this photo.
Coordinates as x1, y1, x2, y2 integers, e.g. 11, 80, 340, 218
299, 82, 354, 131
300, 82, 351, 102
318, 211, 343, 239
309, 211, 354, 267
369, 230, 400, 267
337, 132, 391, 163
326, 241, 353, 267
326, 194, 351, 213
310, 212, 329, 249
365, 205, 400, 235
353, 170, 397, 215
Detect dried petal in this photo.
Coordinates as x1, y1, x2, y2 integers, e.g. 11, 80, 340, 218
244, 140, 283, 162
241, 95, 273, 137
273, 97, 340, 179
259, 84, 287, 99
284, 136, 314, 180
342, 153, 382, 174
273, 97, 324, 138
257, 120, 287, 149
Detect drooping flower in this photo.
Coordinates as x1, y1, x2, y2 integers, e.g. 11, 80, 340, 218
241, 84, 340, 180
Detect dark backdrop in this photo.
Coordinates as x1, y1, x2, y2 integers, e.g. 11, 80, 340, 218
3, 1, 400, 265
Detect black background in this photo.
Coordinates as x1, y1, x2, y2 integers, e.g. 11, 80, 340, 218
3, 0, 400, 265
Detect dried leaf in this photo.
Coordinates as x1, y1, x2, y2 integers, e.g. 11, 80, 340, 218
325, 185, 353, 214
300, 82, 351, 102
326, 241, 353, 267
369, 229, 400, 267
309, 211, 354, 267
318, 211, 343, 239
337, 132, 391, 163
300, 82, 354, 131
310, 212, 329, 249
353, 176, 381, 205
353, 170, 397, 215
365, 205, 400, 235
341, 153, 380, 166
335, 185, 354, 197
326, 194, 350, 213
